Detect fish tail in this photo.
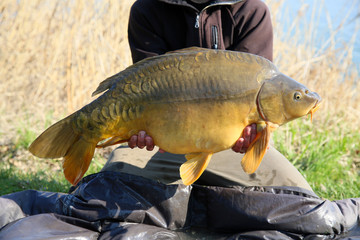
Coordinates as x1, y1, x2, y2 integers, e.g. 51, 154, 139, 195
29, 113, 78, 158
62, 137, 96, 185
29, 113, 96, 185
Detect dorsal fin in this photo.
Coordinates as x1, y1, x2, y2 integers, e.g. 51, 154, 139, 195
92, 72, 123, 96
92, 47, 208, 97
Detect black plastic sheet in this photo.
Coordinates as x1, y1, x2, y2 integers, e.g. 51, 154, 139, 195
1, 171, 360, 239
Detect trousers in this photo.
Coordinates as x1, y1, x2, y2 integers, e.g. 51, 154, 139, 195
101, 145, 312, 191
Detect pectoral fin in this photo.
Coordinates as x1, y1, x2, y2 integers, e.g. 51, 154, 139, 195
180, 152, 213, 185
241, 124, 271, 174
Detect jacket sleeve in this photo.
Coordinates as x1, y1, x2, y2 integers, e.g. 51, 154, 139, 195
232, 0, 273, 61
128, 1, 167, 63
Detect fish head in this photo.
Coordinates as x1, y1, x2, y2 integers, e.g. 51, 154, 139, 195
257, 73, 321, 125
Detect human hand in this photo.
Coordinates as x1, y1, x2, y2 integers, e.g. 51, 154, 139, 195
232, 123, 257, 154
128, 130, 165, 153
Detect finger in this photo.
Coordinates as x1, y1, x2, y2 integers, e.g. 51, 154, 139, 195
137, 131, 146, 149
232, 138, 245, 153
249, 123, 257, 144
145, 135, 154, 151
128, 135, 138, 149
159, 148, 166, 153
242, 126, 251, 149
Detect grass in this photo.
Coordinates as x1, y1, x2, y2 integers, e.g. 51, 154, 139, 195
0, 142, 108, 195
0, 163, 70, 195
270, 0, 360, 199
273, 117, 360, 199
0, 0, 359, 200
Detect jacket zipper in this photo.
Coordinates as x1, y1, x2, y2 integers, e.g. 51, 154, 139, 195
211, 25, 218, 49
195, 14, 200, 28
190, 0, 244, 47
194, 0, 243, 29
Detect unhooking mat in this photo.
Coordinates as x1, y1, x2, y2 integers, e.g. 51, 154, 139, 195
1, 171, 360, 239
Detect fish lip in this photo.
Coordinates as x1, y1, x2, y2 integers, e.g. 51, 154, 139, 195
311, 99, 322, 111
308, 99, 322, 121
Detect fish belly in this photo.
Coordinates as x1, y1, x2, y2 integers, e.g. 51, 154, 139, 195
141, 100, 251, 154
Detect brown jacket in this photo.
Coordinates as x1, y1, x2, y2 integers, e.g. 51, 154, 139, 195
128, 0, 273, 63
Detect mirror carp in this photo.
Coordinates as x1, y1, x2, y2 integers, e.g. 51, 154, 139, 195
29, 47, 321, 186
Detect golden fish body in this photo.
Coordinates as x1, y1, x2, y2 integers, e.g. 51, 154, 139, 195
29, 47, 321, 185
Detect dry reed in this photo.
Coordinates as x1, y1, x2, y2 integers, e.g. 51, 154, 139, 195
0, 0, 135, 142
0, 0, 359, 146
269, 0, 360, 147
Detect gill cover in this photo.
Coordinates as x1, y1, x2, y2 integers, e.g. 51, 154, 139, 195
257, 74, 321, 125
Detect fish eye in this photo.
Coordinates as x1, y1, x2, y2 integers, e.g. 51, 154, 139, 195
294, 92, 302, 101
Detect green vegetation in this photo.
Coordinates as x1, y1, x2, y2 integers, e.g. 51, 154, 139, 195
273, 117, 360, 200
15, 127, 38, 150
0, 145, 106, 195
0, 163, 70, 195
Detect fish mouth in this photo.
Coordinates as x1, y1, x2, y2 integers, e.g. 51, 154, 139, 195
308, 100, 322, 121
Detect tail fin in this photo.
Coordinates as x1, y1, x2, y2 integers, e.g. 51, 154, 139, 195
29, 114, 77, 158
62, 137, 96, 185
29, 114, 96, 185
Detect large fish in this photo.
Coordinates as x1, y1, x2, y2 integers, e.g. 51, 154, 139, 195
29, 47, 321, 186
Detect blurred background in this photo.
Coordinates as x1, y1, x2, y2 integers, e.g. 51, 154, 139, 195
0, 0, 359, 199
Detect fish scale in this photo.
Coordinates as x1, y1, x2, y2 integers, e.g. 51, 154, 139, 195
29, 47, 321, 186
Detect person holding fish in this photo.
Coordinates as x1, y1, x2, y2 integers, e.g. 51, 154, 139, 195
29, 0, 320, 188
101, 0, 314, 190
